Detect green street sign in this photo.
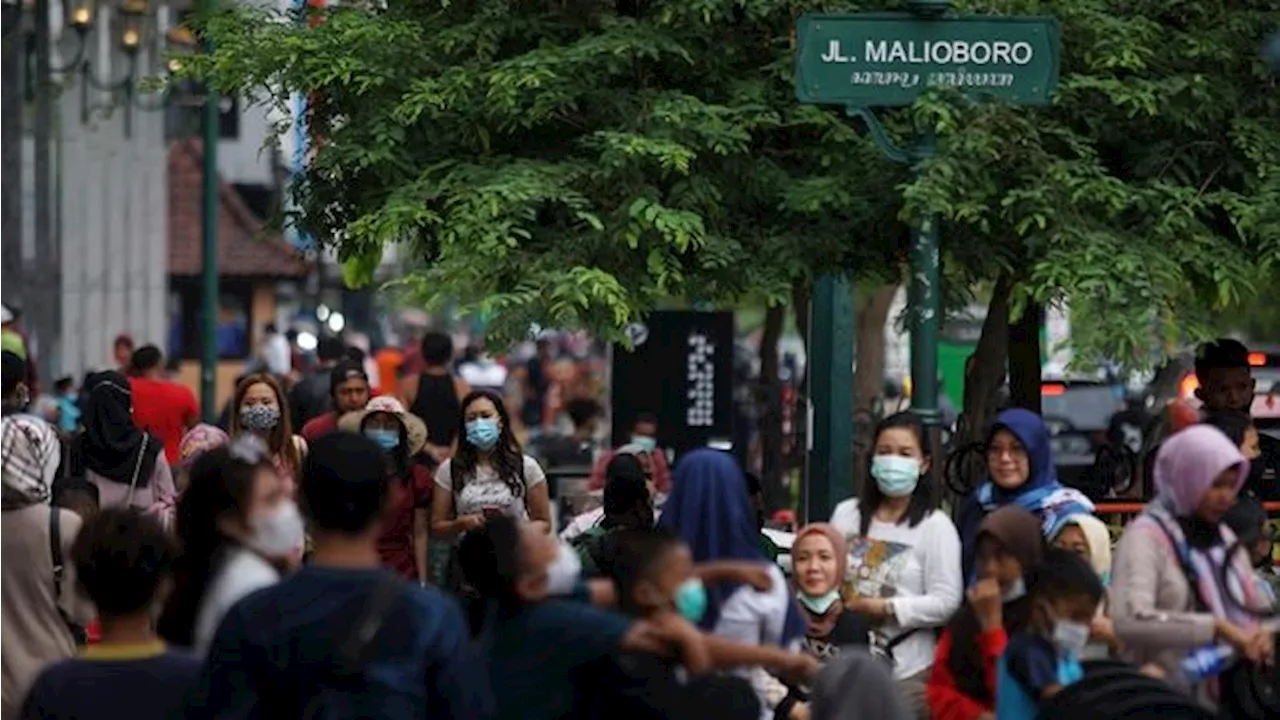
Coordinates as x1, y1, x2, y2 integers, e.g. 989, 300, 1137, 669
795, 13, 1061, 108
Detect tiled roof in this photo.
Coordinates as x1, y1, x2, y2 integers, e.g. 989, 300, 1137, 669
168, 139, 310, 278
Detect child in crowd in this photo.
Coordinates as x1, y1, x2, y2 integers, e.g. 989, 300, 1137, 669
19, 509, 200, 720
54, 376, 80, 434
996, 549, 1105, 719
927, 506, 1045, 720
581, 528, 817, 720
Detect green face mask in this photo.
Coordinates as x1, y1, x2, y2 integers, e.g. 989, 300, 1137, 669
674, 577, 707, 623
797, 589, 840, 615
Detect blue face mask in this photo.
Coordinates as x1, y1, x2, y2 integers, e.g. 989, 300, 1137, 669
674, 578, 707, 624
871, 454, 921, 497
631, 435, 658, 453
364, 428, 400, 451
465, 418, 501, 450
797, 589, 841, 615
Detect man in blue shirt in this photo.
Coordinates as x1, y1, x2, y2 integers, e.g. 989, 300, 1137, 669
183, 432, 493, 720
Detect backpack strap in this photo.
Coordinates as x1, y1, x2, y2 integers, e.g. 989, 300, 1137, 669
49, 506, 85, 645
335, 574, 405, 671
49, 505, 63, 598
299, 574, 406, 719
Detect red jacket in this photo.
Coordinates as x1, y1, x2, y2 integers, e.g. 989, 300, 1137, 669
926, 626, 1008, 720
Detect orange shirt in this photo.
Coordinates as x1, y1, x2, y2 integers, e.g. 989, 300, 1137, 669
129, 377, 199, 465
375, 348, 405, 397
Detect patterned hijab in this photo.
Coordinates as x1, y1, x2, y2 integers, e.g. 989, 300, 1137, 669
1, 414, 59, 509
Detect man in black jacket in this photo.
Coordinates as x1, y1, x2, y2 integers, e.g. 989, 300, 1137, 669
288, 336, 348, 429
1196, 339, 1280, 500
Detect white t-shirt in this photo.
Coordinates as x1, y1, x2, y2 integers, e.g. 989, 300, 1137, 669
829, 499, 963, 679
194, 548, 280, 656
435, 455, 546, 519
712, 563, 797, 720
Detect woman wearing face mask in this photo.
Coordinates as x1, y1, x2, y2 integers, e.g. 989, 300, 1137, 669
339, 396, 434, 583
228, 374, 306, 498
431, 389, 552, 538
956, 408, 1094, 581
829, 412, 962, 717
775, 523, 873, 720
1109, 425, 1270, 711
79, 371, 173, 513
927, 506, 1045, 720
157, 437, 305, 655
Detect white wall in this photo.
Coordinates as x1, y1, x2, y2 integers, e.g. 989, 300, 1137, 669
216, 97, 279, 186
54, 14, 168, 377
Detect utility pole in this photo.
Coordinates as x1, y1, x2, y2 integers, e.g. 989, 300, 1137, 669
1, 1, 22, 306
199, 0, 219, 421
804, 275, 855, 524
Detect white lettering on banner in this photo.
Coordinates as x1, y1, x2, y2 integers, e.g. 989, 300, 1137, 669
686, 332, 715, 428
860, 40, 1035, 66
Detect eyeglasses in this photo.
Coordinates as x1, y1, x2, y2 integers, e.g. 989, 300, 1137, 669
228, 435, 269, 464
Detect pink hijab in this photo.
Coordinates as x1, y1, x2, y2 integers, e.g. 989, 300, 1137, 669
1154, 425, 1249, 516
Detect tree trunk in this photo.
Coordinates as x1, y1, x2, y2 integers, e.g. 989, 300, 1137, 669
960, 274, 1013, 446
852, 283, 899, 493
1008, 301, 1044, 414
758, 303, 787, 512
786, 282, 812, 474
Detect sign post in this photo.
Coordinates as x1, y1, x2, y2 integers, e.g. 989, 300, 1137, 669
794, 1, 1060, 514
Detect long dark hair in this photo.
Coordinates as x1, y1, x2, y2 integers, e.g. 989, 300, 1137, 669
451, 389, 525, 498
157, 445, 272, 647
860, 411, 936, 536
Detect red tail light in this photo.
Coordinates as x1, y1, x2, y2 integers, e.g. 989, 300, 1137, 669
1041, 383, 1066, 396
1180, 374, 1200, 400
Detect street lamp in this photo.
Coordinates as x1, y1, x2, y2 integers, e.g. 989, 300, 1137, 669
27, 0, 172, 137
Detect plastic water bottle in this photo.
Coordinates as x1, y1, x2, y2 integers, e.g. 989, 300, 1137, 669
1180, 644, 1234, 683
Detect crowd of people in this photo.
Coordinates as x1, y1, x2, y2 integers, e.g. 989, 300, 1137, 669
0, 334, 1277, 720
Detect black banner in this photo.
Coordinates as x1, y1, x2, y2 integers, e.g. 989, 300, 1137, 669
610, 311, 735, 460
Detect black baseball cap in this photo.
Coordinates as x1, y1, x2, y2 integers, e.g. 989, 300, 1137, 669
329, 359, 369, 393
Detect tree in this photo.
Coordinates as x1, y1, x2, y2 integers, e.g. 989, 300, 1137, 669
903, 0, 1280, 433
190, 0, 1278, 426
191, 0, 914, 348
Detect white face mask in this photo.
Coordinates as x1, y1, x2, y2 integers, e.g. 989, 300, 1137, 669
249, 500, 305, 559
1002, 577, 1027, 602
545, 540, 583, 597
1052, 620, 1091, 656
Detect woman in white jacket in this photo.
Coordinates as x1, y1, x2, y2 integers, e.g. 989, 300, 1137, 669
830, 412, 962, 719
